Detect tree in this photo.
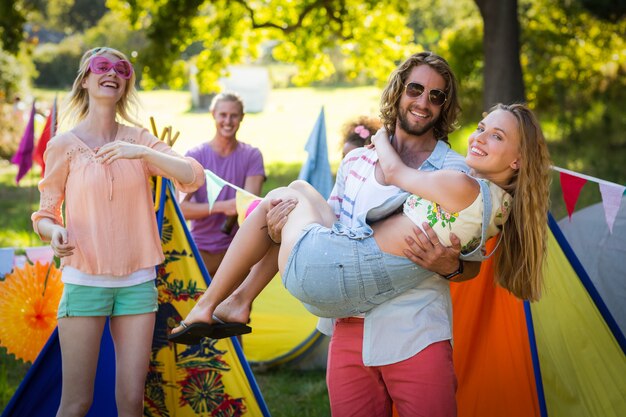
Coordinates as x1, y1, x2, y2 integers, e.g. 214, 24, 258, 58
474, 0, 526, 109
112, 0, 529, 110
45, 0, 108, 33
108, 0, 415, 91
0, 0, 37, 54
579, 0, 626, 22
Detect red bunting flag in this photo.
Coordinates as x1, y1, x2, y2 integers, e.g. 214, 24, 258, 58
33, 97, 57, 177
559, 171, 587, 219
10, 101, 36, 184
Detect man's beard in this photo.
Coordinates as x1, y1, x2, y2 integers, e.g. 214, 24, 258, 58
397, 107, 437, 137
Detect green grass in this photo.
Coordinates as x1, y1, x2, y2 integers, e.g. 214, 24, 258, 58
254, 368, 330, 416
0, 348, 30, 410
0, 161, 41, 248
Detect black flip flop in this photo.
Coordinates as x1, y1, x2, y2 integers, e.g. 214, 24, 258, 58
168, 322, 216, 345
168, 318, 252, 345
210, 316, 252, 339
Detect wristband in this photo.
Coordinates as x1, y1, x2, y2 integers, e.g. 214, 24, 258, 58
441, 260, 463, 281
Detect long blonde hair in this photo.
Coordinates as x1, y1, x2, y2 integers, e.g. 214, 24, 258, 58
61, 47, 141, 128
493, 103, 551, 301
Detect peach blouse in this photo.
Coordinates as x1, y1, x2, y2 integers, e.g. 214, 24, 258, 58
32, 124, 205, 276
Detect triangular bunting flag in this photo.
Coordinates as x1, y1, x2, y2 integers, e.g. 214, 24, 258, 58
236, 191, 262, 227
34, 97, 57, 177
11, 101, 36, 184
204, 169, 227, 212
298, 107, 333, 199
560, 172, 587, 219
598, 183, 626, 234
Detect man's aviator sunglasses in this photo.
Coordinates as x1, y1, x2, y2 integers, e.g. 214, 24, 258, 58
404, 82, 447, 106
88, 56, 134, 80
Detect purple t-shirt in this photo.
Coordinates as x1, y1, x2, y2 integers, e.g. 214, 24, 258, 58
185, 141, 265, 252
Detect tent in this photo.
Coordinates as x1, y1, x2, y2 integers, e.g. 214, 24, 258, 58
2, 178, 271, 416
557, 196, 626, 335
449, 205, 626, 417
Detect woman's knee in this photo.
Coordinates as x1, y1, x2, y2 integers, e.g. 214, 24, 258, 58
265, 185, 292, 200
117, 390, 145, 415
265, 185, 303, 207
288, 179, 313, 192
58, 397, 93, 417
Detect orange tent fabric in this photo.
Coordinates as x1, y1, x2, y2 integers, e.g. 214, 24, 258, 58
450, 239, 540, 417
391, 238, 540, 417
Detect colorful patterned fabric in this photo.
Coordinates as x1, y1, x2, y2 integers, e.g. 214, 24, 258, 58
150, 179, 270, 416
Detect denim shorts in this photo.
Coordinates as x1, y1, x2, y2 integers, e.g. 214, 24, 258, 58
57, 280, 158, 318
282, 222, 431, 318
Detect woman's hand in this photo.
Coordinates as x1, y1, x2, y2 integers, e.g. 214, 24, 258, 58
96, 141, 147, 164
370, 128, 389, 147
50, 226, 74, 258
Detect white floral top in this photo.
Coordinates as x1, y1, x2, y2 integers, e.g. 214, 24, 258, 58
403, 179, 512, 255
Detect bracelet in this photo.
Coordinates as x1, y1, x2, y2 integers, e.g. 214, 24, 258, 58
441, 260, 463, 281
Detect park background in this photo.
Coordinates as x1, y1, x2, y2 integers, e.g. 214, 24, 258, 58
1, 0, 625, 415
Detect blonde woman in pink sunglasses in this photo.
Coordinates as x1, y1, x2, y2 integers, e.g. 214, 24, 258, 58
32, 47, 205, 417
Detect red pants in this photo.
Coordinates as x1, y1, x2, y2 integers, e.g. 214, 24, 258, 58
327, 317, 457, 417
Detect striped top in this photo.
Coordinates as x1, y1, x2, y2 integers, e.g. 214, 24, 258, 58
328, 140, 469, 228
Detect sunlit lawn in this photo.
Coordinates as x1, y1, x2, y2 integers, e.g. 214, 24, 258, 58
34, 86, 471, 165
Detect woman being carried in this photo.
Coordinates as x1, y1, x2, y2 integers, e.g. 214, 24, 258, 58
169, 103, 551, 345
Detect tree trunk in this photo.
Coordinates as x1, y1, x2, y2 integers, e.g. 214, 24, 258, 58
475, 0, 526, 110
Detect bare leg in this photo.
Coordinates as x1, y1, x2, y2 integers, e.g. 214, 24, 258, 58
110, 313, 155, 417
56, 317, 107, 417
276, 180, 337, 268
213, 246, 280, 324
198, 249, 226, 278
171, 180, 335, 334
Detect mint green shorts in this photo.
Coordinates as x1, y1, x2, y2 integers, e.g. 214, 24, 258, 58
57, 280, 158, 318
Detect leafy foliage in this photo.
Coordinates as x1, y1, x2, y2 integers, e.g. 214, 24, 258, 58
0, 1, 31, 54
0, 49, 25, 102
521, 0, 626, 113
108, 0, 415, 91
436, 16, 484, 119
519, 0, 626, 184
579, 0, 626, 22
45, 0, 108, 33
32, 36, 84, 89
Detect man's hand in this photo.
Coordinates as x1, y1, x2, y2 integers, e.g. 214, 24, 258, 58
266, 198, 297, 244
403, 223, 461, 277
